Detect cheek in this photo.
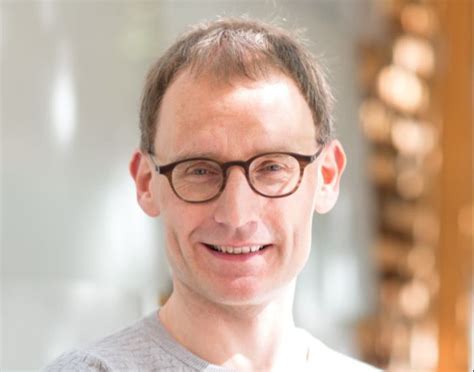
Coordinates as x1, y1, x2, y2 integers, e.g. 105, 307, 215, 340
159, 199, 209, 277
288, 210, 314, 276
284, 175, 317, 221
156, 184, 190, 253
158, 186, 209, 247
282, 182, 317, 254
266, 193, 314, 246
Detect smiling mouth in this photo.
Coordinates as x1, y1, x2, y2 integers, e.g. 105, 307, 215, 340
203, 244, 271, 255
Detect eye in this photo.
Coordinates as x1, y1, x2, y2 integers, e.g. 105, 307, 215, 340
191, 168, 208, 175
265, 163, 283, 172
258, 162, 286, 173
183, 162, 220, 177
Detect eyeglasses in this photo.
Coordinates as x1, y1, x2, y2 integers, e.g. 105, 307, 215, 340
148, 149, 323, 203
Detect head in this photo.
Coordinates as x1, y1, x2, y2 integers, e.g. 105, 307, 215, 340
130, 17, 346, 307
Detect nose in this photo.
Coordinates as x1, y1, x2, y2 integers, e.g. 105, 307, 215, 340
213, 166, 260, 231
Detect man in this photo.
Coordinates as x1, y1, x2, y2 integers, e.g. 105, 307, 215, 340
46, 17, 380, 371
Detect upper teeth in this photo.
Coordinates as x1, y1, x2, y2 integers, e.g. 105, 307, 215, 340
212, 245, 265, 254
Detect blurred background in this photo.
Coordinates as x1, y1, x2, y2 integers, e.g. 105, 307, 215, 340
1, 1, 471, 371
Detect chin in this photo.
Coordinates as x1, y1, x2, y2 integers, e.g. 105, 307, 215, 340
202, 277, 291, 308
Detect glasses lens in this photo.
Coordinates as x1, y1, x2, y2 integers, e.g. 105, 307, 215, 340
249, 154, 301, 196
172, 160, 223, 201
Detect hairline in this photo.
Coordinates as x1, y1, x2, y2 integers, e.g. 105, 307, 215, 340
152, 65, 306, 152
140, 17, 334, 155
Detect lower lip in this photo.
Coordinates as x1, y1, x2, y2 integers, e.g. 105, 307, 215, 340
202, 244, 271, 261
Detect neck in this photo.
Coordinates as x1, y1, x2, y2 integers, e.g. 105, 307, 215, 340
159, 279, 307, 371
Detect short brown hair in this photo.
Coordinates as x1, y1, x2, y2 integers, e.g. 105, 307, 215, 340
139, 17, 334, 153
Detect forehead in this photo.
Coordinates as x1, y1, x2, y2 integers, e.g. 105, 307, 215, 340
155, 69, 316, 162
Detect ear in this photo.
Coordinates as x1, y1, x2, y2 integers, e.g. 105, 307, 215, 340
129, 149, 160, 217
314, 139, 347, 214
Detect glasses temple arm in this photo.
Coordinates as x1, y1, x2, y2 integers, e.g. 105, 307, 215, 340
147, 151, 161, 172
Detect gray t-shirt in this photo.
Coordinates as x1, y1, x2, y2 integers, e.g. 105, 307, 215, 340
44, 310, 380, 371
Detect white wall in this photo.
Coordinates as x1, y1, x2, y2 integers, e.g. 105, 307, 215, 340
1, 1, 377, 369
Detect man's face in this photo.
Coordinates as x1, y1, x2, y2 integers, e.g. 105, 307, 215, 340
138, 70, 338, 306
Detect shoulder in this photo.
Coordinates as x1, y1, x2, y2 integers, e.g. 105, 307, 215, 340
43, 312, 184, 371
43, 349, 111, 372
297, 328, 382, 372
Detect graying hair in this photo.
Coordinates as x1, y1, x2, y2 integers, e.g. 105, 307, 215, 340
139, 17, 335, 153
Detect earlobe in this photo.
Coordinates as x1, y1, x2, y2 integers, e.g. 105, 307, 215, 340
314, 140, 347, 214
129, 149, 160, 217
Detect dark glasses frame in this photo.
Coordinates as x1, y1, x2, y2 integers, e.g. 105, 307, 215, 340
148, 148, 323, 203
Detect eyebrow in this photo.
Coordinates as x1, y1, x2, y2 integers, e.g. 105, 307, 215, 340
167, 151, 220, 163
169, 146, 311, 163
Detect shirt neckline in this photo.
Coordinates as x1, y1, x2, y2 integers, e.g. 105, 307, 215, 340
142, 309, 236, 372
